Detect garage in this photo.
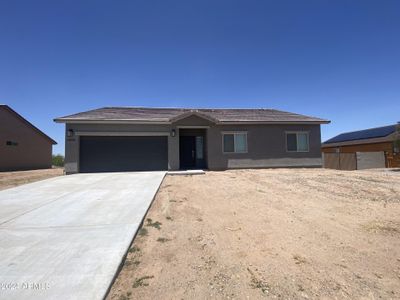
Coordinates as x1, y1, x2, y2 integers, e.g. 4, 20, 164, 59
79, 136, 168, 172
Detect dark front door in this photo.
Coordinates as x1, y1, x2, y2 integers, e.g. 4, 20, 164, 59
179, 136, 196, 169
179, 135, 206, 169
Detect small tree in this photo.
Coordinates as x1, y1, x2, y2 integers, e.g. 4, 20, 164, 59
52, 154, 64, 167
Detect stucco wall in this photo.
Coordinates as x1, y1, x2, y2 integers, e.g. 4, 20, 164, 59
0, 108, 53, 171
64, 118, 322, 173
207, 124, 322, 169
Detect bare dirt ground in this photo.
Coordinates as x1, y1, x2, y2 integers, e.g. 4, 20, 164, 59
0, 168, 64, 190
108, 169, 400, 300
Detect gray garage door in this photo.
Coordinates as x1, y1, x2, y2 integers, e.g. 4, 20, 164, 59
79, 136, 168, 172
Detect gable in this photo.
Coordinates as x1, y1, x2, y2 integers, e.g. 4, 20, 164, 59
171, 113, 215, 126
0, 106, 56, 145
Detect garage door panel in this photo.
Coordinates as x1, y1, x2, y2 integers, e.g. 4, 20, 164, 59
79, 136, 168, 172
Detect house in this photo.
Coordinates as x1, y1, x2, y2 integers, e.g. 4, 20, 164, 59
54, 107, 329, 174
0, 105, 57, 171
322, 124, 400, 170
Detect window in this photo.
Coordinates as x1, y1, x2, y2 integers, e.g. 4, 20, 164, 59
223, 132, 247, 153
6, 141, 18, 146
195, 136, 204, 159
286, 132, 309, 152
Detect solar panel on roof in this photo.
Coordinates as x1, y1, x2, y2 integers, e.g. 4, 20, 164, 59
324, 125, 396, 144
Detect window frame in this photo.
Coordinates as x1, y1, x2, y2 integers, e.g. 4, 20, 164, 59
285, 131, 310, 153
222, 131, 248, 154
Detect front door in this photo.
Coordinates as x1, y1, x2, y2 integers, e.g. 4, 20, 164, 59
180, 136, 196, 169
179, 135, 206, 169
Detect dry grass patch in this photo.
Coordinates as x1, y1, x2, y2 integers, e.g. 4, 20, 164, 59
363, 220, 400, 234
132, 276, 154, 288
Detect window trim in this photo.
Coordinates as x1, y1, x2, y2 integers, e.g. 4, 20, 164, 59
285, 131, 310, 153
222, 131, 248, 154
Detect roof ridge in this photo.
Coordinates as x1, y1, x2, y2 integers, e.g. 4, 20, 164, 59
100, 106, 278, 110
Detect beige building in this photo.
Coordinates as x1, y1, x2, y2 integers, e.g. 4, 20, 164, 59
0, 105, 57, 171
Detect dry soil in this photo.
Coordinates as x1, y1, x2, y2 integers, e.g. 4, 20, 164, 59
108, 168, 400, 300
0, 168, 64, 191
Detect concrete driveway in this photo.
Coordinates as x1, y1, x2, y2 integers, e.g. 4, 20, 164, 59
0, 171, 166, 300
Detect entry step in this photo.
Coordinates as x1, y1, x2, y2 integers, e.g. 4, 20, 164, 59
167, 170, 205, 175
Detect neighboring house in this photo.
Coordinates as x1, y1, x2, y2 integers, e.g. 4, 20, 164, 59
322, 124, 400, 170
54, 107, 329, 174
0, 105, 57, 171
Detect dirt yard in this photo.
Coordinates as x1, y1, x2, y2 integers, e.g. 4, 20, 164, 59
0, 168, 64, 190
108, 169, 400, 300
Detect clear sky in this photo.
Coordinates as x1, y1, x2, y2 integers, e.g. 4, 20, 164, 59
1, 0, 399, 155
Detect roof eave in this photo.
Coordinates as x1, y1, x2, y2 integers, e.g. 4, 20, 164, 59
54, 118, 330, 125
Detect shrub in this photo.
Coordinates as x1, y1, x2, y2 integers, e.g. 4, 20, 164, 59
52, 154, 64, 167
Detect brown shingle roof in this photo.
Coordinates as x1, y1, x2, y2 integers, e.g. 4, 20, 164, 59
54, 107, 329, 124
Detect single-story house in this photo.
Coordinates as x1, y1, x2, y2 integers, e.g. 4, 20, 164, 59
54, 107, 330, 174
0, 104, 57, 171
322, 124, 400, 170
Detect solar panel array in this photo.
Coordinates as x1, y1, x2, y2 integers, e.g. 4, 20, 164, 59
324, 125, 396, 144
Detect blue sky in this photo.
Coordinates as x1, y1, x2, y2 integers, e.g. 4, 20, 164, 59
1, 0, 399, 155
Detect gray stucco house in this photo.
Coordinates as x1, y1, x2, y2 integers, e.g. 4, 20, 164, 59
54, 107, 329, 174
